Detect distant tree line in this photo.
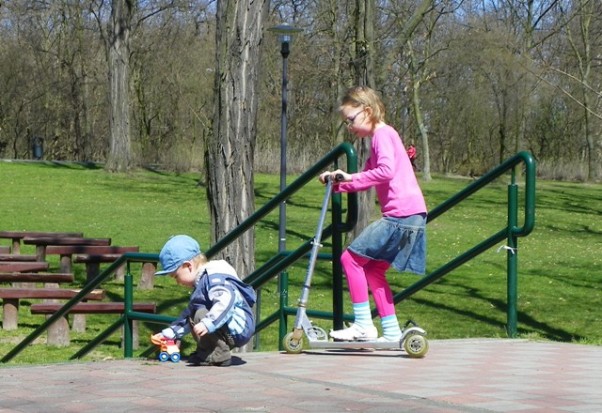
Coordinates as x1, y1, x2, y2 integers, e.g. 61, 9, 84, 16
0, 0, 600, 182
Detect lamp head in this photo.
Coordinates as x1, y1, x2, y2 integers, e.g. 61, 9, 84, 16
268, 24, 303, 45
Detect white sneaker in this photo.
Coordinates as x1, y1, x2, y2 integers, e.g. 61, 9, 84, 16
329, 324, 378, 341
376, 335, 401, 343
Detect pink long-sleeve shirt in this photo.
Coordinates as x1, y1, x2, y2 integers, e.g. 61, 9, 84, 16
336, 124, 427, 217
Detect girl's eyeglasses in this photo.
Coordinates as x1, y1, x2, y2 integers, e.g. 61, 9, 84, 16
344, 109, 364, 127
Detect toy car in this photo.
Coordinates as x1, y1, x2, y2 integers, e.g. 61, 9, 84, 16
151, 334, 181, 363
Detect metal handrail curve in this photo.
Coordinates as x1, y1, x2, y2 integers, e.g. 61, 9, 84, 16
2, 149, 535, 362
1, 142, 358, 363
390, 151, 536, 336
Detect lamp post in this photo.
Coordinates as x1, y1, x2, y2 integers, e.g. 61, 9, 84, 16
268, 24, 302, 257
268, 24, 302, 346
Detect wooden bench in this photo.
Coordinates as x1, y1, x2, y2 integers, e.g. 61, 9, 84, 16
0, 288, 104, 330
30, 302, 156, 347
0, 246, 9, 254
73, 250, 156, 289
0, 270, 73, 290
45, 245, 139, 275
31, 302, 156, 314
23, 236, 111, 261
0, 272, 74, 283
0, 262, 50, 272
0, 254, 38, 262
45, 246, 144, 331
0, 231, 84, 254
71, 247, 139, 282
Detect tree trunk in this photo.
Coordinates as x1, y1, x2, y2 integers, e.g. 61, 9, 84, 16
105, 0, 133, 172
350, 0, 377, 240
407, 41, 432, 181
328, 0, 345, 145
207, 0, 268, 278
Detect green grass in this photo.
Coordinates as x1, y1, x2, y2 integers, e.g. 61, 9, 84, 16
0, 160, 601, 365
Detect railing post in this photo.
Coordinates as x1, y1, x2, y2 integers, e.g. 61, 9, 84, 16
123, 261, 134, 357
331, 189, 344, 330
278, 270, 289, 350
506, 170, 519, 337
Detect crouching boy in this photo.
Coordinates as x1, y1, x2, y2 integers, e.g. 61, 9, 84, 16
152, 235, 256, 366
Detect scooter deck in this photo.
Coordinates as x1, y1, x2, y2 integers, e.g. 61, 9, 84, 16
307, 339, 402, 350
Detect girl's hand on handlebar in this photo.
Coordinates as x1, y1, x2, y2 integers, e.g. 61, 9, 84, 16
332, 170, 351, 182
319, 170, 351, 184
318, 171, 330, 184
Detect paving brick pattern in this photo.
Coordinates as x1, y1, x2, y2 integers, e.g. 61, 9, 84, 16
0, 339, 600, 413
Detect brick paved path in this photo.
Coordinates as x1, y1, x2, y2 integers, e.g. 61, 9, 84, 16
0, 339, 600, 413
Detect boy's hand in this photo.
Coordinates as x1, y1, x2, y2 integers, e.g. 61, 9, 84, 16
193, 321, 209, 338
151, 333, 166, 346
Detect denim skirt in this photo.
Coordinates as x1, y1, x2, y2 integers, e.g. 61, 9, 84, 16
347, 214, 427, 275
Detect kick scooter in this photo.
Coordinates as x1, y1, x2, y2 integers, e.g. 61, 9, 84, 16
282, 175, 429, 358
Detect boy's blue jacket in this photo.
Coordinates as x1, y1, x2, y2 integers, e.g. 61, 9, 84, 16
162, 260, 256, 346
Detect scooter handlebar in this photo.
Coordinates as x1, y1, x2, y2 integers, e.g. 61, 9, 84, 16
326, 173, 344, 183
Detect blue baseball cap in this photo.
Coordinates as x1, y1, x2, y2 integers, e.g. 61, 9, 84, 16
155, 235, 201, 275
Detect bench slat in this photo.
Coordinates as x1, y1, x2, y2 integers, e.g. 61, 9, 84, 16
0, 232, 83, 254
0, 231, 83, 239
0, 272, 74, 283
31, 302, 155, 347
74, 253, 128, 263
46, 246, 138, 255
0, 262, 50, 272
0, 254, 38, 262
31, 302, 156, 314
0, 288, 104, 300
23, 237, 111, 246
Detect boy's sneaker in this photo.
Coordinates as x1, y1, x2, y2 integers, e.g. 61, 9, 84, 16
329, 324, 378, 341
194, 358, 232, 367
188, 351, 232, 367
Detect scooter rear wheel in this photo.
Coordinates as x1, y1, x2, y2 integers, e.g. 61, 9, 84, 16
403, 333, 429, 358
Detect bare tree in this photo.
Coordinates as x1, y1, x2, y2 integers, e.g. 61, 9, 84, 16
564, 0, 602, 180
348, 0, 377, 238
2, 0, 600, 182
206, 0, 269, 280
349, 0, 437, 239
94, 0, 190, 172
107, 0, 134, 171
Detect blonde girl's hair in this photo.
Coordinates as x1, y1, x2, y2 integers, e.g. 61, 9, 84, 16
340, 86, 386, 124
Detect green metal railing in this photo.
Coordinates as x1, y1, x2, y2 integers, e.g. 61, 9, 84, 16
1, 149, 535, 363
389, 150, 536, 336
1, 142, 358, 363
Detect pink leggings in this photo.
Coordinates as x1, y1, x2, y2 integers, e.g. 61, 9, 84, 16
340, 250, 395, 318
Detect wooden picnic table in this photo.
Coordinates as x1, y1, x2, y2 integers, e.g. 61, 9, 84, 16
22, 237, 111, 267
0, 261, 50, 273
0, 272, 74, 283
0, 231, 83, 254
1, 287, 104, 330
0, 254, 38, 262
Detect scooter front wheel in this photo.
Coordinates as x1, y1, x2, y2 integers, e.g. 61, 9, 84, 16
403, 333, 429, 358
282, 332, 304, 354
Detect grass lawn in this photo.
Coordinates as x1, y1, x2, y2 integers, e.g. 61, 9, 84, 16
0, 159, 600, 364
